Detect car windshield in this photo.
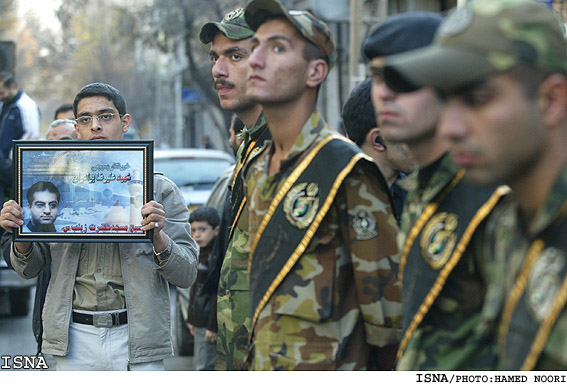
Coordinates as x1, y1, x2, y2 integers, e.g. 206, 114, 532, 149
154, 157, 232, 188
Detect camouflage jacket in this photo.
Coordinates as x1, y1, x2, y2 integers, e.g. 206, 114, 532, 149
244, 111, 402, 370
216, 113, 270, 371
396, 153, 507, 370
484, 164, 567, 370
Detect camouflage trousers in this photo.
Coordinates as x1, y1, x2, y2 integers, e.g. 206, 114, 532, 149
215, 289, 252, 371
396, 312, 498, 370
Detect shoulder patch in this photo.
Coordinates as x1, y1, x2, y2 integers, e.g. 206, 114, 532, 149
527, 247, 566, 322
352, 210, 377, 240
439, 6, 473, 37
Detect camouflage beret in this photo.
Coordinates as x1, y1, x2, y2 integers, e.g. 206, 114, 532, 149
244, 0, 337, 68
384, 0, 567, 93
199, 7, 254, 44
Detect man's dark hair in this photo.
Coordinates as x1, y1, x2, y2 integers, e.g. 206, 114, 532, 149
303, 38, 326, 65
342, 79, 381, 147
54, 103, 74, 120
189, 206, 220, 228
26, 181, 60, 205
73, 83, 127, 117
0, 71, 16, 88
232, 114, 245, 135
508, 64, 556, 101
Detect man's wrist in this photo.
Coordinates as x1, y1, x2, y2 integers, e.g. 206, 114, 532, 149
153, 236, 172, 266
13, 242, 32, 258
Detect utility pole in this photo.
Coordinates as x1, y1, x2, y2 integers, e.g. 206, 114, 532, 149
349, 0, 361, 93
349, 0, 388, 91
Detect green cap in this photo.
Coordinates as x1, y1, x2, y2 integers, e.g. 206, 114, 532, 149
199, 8, 254, 44
244, 0, 337, 68
384, 0, 567, 93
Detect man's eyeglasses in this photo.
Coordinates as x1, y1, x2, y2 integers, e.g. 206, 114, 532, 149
75, 113, 122, 127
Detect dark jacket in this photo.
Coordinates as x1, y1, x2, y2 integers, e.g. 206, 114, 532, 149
187, 241, 217, 331
202, 193, 230, 295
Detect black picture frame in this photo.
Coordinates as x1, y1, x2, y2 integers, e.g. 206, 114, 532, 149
13, 140, 153, 242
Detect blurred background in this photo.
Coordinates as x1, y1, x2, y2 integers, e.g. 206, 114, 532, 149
0, 0, 565, 153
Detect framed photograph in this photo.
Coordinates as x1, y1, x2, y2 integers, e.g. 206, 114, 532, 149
13, 140, 153, 242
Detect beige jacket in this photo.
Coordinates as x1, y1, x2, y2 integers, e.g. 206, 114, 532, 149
10, 174, 198, 364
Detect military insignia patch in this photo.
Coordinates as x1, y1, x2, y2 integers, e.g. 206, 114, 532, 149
352, 210, 377, 240
283, 182, 319, 229
439, 6, 473, 37
526, 247, 565, 322
224, 8, 243, 21
420, 212, 458, 270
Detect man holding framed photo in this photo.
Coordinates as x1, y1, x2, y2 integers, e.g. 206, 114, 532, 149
0, 83, 199, 371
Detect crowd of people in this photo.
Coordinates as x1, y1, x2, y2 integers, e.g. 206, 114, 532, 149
1, 0, 567, 372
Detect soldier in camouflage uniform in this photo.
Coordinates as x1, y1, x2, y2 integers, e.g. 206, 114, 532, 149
199, 8, 271, 370
241, 0, 401, 370
365, 12, 509, 370
384, 0, 567, 370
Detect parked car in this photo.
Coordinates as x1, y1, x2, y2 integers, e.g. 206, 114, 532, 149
154, 148, 235, 212
206, 165, 234, 210
154, 148, 234, 356
0, 239, 35, 316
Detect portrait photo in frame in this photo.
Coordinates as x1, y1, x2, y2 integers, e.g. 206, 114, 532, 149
13, 140, 153, 242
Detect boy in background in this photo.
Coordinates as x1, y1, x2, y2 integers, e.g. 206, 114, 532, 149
188, 206, 220, 370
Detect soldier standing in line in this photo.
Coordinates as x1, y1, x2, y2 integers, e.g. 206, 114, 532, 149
199, 7, 271, 370
384, 0, 567, 370
341, 78, 416, 225
241, 0, 401, 370
364, 12, 509, 370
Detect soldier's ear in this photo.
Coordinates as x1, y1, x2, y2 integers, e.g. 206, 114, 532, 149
538, 74, 567, 129
367, 128, 385, 152
306, 59, 328, 89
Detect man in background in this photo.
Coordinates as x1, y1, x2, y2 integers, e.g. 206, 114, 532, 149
228, 114, 244, 155
341, 78, 416, 224
203, 114, 244, 298
54, 104, 74, 120
0, 72, 40, 203
46, 119, 77, 141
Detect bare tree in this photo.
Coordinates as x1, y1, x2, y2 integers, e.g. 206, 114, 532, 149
51, 0, 157, 137
136, 0, 246, 144
0, 0, 17, 34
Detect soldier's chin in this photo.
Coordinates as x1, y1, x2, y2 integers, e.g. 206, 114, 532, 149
463, 169, 499, 187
